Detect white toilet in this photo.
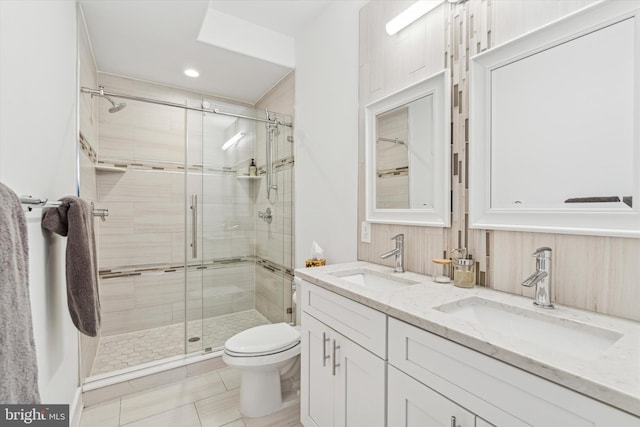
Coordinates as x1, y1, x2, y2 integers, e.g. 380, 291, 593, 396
223, 322, 301, 418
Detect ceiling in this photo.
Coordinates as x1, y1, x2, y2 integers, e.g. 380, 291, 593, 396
79, 0, 332, 104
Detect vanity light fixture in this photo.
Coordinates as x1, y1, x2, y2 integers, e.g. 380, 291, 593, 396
222, 132, 246, 151
386, 0, 443, 36
184, 68, 200, 78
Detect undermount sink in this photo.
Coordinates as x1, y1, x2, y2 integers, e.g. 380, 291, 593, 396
331, 268, 419, 291
435, 297, 623, 360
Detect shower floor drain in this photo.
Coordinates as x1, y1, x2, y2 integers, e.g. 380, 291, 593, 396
188, 337, 201, 342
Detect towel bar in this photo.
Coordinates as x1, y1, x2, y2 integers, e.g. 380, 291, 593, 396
20, 196, 109, 221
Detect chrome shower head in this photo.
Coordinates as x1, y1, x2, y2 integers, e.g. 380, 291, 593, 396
104, 95, 126, 113
94, 87, 126, 113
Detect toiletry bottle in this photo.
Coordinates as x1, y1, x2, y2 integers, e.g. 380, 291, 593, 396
249, 158, 257, 176
453, 258, 475, 288
452, 248, 475, 288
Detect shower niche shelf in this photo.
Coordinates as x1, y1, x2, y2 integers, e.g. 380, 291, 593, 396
95, 165, 127, 173
236, 175, 261, 180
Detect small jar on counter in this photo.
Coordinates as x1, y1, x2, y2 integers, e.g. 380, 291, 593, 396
453, 258, 475, 288
431, 258, 452, 283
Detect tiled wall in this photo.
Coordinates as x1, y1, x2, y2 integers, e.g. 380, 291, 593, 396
358, 0, 640, 322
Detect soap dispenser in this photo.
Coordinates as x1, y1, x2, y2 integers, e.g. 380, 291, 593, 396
249, 158, 257, 176
452, 248, 475, 288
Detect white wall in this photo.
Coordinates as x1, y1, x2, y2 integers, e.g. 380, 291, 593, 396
294, 1, 366, 268
0, 0, 80, 412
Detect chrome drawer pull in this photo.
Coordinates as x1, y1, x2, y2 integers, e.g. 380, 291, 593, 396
322, 332, 330, 367
332, 339, 340, 376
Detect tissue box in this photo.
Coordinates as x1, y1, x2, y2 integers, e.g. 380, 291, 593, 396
305, 258, 326, 267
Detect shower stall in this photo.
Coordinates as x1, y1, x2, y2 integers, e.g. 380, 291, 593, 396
79, 77, 294, 379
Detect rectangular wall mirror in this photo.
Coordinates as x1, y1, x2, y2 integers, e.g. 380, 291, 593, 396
365, 70, 450, 226
470, 1, 640, 237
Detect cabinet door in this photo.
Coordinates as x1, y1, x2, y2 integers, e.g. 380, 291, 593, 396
388, 365, 475, 427
301, 312, 334, 427
334, 331, 386, 427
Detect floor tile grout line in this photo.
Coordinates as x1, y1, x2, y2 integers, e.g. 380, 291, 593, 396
193, 400, 204, 427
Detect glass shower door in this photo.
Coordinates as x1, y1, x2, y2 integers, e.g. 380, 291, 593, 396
186, 101, 259, 354
185, 102, 205, 353
193, 102, 294, 355
90, 94, 192, 376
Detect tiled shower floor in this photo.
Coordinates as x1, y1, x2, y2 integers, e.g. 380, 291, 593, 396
91, 309, 270, 376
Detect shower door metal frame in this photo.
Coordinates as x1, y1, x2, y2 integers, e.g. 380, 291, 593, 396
81, 87, 293, 127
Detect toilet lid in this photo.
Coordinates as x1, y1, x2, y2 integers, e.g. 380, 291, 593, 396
224, 322, 300, 355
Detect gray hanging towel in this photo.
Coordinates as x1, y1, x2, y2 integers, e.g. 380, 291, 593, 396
42, 196, 100, 337
0, 183, 41, 403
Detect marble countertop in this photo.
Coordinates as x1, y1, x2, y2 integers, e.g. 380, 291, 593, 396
294, 261, 640, 417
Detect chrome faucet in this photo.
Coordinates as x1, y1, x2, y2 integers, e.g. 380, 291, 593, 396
380, 234, 405, 273
522, 247, 554, 309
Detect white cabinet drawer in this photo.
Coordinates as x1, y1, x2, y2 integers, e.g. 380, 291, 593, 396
388, 365, 476, 427
300, 280, 387, 358
389, 317, 639, 427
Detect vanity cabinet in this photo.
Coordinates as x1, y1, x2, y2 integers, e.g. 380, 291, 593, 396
388, 317, 639, 427
299, 278, 639, 426
300, 281, 386, 427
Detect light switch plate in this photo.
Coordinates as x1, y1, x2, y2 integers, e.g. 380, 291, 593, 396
361, 221, 371, 243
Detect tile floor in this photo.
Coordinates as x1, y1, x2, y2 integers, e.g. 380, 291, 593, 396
80, 366, 302, 427
92, 310, 270, 375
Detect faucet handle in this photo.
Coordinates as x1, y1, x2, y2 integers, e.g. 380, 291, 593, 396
391, 233, 404, 242
532, 247, 552, 258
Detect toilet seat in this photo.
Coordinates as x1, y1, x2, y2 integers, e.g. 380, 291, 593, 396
224, 322, 300, 357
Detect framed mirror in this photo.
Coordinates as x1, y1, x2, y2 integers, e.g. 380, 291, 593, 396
365, 70, 450, 226
470, 1, 640, 237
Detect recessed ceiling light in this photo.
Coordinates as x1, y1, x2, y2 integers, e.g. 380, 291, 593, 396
184, 69, 199, 78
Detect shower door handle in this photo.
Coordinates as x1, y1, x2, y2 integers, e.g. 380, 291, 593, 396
191, 194, 198, 258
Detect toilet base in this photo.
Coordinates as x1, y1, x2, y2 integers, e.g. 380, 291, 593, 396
238, 369, 300, 417
222, 327, 301, 418
239, 369, 280, 417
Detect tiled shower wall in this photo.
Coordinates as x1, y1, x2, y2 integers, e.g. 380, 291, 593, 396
358, 0, 640, 322
255, 73, 296, 323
